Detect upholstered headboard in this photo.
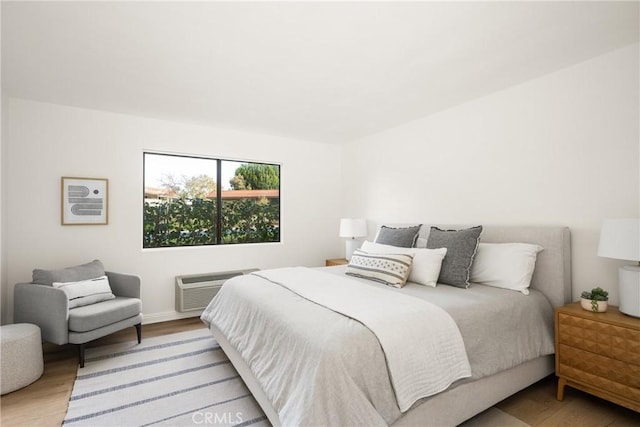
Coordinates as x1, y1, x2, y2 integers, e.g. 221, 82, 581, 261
377, 224, 572, 308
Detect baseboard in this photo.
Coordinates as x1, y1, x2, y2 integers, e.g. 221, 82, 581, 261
142, 309, 203, 325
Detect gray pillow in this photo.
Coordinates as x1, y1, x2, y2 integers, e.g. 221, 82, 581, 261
32, 260, 105, 286
375, 225, 422, 248
427, 226, 482, 288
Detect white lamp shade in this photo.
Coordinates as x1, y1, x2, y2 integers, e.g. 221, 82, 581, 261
339, 218, 367, 238
597, 218, 640, 261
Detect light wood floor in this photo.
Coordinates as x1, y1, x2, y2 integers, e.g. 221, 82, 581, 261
1, 318, 639, 427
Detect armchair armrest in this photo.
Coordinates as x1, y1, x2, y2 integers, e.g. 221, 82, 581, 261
106, 271, 141, 299
13, 282, 70, 345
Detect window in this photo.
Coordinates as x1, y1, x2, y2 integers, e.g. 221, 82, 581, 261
143, 153, 280, 248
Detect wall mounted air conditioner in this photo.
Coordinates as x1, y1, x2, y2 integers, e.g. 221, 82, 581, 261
175, 268, 258, 312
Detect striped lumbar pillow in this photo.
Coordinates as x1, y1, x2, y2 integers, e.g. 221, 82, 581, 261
346, 249, 414, 288
52, 275, 115, 308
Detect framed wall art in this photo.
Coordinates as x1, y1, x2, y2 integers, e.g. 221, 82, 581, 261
61, 177, 109, 225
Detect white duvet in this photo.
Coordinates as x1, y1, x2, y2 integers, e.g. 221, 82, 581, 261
202, 267, 472, 425
253, 268, 471, 411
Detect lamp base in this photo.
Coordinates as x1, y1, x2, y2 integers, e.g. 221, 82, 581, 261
619, 265, 640, 318
345, 239, 361, 261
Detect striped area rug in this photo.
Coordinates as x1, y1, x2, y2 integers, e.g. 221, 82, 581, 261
64, 327, 529, 427
63, 328, 268, 427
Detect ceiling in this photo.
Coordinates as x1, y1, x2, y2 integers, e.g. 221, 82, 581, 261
2, 1, 639, 144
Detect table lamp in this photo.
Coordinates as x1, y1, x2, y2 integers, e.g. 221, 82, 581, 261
597, 218, 640, 317
339, 218, 367, 260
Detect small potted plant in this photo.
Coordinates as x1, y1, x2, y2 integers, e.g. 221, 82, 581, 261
580, 287, 609, 313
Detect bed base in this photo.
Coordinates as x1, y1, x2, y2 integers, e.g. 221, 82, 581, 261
210, 325, 282, 426
393, 356, 553, 426
211, 323, 553, 426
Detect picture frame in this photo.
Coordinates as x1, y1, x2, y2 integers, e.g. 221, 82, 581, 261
61, 177, 109, 225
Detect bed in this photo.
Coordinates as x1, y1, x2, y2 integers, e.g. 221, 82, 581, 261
201, 225, 571, 426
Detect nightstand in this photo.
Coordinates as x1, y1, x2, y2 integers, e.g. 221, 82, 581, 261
555, 302, 640, 412
325, 258, 348, 267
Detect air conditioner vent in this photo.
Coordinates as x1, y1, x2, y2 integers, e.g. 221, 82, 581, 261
180, 272, 245, 284
175, 268, 258, 312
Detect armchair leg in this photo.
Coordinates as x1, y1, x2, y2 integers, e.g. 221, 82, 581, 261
79, 343, 85, 368
77, 324, 140, 369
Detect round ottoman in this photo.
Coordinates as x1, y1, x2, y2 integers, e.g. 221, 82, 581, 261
1, 323, 44, 395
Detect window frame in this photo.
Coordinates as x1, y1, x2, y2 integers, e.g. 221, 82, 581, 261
143, 151, 281, 249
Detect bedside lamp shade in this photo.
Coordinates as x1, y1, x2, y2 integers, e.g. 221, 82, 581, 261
339, 218, 367, 260
598, 218, 640, 317
598, 219, 640, 261
339, 218, 367, 239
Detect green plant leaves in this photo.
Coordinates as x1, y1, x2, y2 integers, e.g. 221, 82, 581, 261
143, 197, 279, 248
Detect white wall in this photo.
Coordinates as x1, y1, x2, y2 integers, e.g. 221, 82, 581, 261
342, 44, 640, 305
1, 95, 6, 324
3, 99, 343, 323
1, 4, 6, 325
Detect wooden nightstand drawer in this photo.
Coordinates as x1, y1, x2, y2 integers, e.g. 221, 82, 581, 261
555, 302, 640, 412
558, 344, 639, 394
325, 258, 348, 267
558, 312, 640, 365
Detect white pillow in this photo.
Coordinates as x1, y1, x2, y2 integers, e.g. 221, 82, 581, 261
346, 249, 414, 288
361, 240, 447, 287
52, 275, 115, 308
469, 243, 544, 295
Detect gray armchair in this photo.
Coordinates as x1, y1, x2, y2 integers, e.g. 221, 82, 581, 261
14, 265, 142, 368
